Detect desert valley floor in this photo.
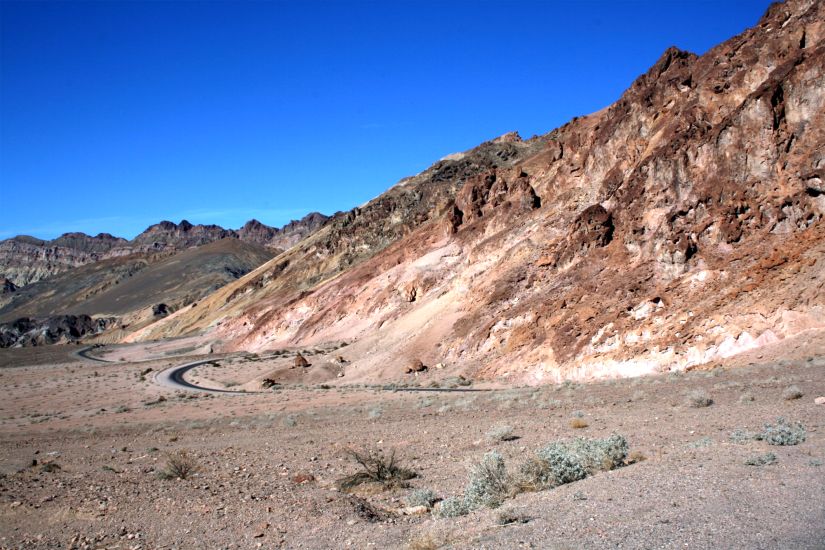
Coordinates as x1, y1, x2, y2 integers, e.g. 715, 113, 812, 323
0, 330, 823, 549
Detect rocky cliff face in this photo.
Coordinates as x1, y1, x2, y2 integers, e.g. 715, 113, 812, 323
132, 0, 825, 383
0, 215, 329, 287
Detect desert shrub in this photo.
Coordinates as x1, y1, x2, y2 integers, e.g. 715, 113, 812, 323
487, 425, 518, 442
739, 392, 755, 403
782, 385, 803, 400
433, 496, 469, 518
368, 406, 383, 419
464, 451, 511, 510
282, 415, 297, 427
729, 429, 758, 444
158, 450, 199, 480
517, 434, 628, 492
686, 389, 713, 408
759, 417, 806, 446
745, 452, 777, 466
336, 449, 416, 492
405, 488, 438, 509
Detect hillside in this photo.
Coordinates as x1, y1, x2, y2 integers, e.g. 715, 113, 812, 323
0, 213, 328, 287
0, 239, 275, 347
129, 0, 825, 383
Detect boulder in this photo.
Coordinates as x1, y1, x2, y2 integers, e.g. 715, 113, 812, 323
294, 353, 310, 368
405, 359, 427, 374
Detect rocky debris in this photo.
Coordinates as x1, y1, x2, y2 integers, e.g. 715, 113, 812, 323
152, 303, 170, 317
1, 277, 18, 294
405, 359, 427, 374
0, 315, 114, 348
815, 397, 825, 406
452, 168, 540, 228
551, 204, 615, 268
294, 353, 310, 368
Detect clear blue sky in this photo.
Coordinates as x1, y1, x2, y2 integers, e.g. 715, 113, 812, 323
1, 0, 772, 240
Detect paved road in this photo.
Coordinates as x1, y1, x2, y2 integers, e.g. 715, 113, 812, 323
154, 359, 250, 394
75, 345, 495, 395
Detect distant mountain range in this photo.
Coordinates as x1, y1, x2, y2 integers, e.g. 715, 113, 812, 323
0, 213, 329, 287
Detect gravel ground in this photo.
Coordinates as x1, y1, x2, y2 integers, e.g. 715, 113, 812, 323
0, 339, 823, 549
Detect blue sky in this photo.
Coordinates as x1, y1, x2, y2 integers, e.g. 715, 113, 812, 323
1, 0, 772, 240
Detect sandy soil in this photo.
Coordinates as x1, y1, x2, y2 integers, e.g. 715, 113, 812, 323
0, 332, 823, 549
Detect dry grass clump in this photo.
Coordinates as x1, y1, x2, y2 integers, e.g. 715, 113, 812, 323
686, 389, 713, 408
569, 418, 589, 429
337, 449, 416, 492
408, 533, 442, 550
158, 450, 199, 480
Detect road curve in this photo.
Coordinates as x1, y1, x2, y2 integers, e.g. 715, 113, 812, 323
154, 360, 254, 394
73, 345, 496, 395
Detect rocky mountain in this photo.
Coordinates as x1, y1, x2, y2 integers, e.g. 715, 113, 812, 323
130, 0, 825, 383
0, 239, 276, 347
0, 213, 329, 287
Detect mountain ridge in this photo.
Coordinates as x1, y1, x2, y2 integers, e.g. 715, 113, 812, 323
127, 0, 825, 383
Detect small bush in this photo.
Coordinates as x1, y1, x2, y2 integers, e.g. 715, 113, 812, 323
433, 496, 469, 518
405, 488, 438, 509
759, 417, 806, 446
745, 452, 777, 466
464, 451, 511, 510
729, 429, 758, 444
336, 449, 416, 492
158, 450, 199, 480
686, 389, 713, 408
41, 462, 61, 473
782, 385, 803, 400
739, 392, 755, 404
487, 425, 518, 442
517, 434, 628, 492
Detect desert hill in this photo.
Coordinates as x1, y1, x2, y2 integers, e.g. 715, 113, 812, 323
0, 212, 329, 287
128, 0, 825, 383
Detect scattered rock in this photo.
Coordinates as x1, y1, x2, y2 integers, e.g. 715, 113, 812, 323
405, 359, 427, 374
294, 354, 310, 368
814, 396, 825, 405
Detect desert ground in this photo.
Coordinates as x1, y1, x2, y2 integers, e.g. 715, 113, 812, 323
1, 330, 823, 550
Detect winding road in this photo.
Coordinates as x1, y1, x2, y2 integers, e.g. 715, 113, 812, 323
74, 345, 494, 394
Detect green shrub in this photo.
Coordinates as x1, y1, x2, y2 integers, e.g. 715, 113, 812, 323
464, 451, 511, 510
518, 434, 628, 490
745, 452, 777, 466
759, 417, 806, 446
433, 496, 469, 518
